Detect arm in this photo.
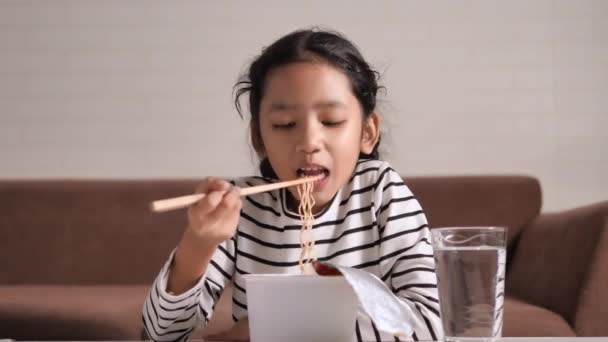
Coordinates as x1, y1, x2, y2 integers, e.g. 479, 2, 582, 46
374, 166, 443, 341
143, 179, 242, 341
506, 201, 608, 336
143, 238, 236, 341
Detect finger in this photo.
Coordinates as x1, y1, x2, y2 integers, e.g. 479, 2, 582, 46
217, 186, 242, 212
224, 186, 241, 200
194, 177, 212, 194
193, 189, 226, 216
224, 186, 242, 204
206, 187, 241, 222
194, 177, 230, 194
206, 178, 232, 192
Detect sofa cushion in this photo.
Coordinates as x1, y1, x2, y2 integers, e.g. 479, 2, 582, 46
503, 296, 575, 337
0, 285, 149, 340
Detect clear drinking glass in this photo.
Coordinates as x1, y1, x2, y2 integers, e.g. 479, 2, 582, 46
431, 227, 507, 342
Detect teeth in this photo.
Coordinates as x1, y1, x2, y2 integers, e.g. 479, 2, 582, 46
300, 166, 325, 171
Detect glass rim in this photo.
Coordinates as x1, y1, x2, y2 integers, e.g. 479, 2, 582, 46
432, 226, 507, 233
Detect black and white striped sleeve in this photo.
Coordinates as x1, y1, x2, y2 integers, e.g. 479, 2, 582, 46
143, 238, 236, 342
373, 165, 443, 341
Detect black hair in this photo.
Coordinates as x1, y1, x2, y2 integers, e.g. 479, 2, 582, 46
234, 28, 383, 179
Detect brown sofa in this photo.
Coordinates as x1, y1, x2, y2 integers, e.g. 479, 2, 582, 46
1, 176, 606, 340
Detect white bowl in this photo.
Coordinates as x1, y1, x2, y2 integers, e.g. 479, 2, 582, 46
244, 274, 358, 342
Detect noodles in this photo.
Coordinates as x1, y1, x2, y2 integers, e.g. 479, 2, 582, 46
297, 180, 316, 274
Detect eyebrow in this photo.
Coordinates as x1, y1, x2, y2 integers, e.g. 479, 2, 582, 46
267, 100, 345, 113
268, 102, 298, 112
314, 100, 345, 110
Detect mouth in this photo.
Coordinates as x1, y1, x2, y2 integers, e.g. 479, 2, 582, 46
297, 165, 330, 183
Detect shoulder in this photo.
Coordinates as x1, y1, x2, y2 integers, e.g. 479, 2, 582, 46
351, 160, 418, 209
351, 159, 404, 188
355, 162, 425, 224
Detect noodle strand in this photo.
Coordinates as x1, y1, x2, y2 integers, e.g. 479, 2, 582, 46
297, 180, 316, 274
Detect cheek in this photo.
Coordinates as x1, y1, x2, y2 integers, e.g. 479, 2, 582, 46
262, 128, 281, 144
259, 125, 276, 149
260, 131, 290, 160
333, 124, 363, 149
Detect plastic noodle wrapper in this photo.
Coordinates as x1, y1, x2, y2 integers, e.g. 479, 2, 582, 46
313, 261, 415, 337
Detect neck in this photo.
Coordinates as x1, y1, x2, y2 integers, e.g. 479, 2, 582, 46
285, 190, 327, 215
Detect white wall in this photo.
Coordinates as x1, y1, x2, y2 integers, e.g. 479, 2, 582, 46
0, 0, 606, 212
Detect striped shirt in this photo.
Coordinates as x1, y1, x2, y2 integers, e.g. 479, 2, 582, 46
143, 159, 442, 341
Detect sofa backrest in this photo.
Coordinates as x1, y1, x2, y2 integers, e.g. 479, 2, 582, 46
407, 175, 541, 244
0, 175, 541, 285
1, 180, 196, 285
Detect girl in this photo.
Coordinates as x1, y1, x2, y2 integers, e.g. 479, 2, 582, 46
143, 28, 442, 342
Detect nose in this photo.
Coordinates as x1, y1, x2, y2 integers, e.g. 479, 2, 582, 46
296, 120, 321, 155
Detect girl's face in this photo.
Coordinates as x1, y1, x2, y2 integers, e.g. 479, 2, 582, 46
257, 62, 379, 213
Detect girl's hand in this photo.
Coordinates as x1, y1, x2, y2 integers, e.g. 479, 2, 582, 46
168, 177, 241, 295
186, 177, 242, 247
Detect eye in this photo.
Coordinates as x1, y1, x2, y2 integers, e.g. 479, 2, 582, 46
272, 122, 295, 129
322, 120, 346, 127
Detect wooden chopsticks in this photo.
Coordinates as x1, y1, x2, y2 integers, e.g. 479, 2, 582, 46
150, 175, 323, 213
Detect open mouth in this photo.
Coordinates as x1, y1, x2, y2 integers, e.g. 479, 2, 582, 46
297, 166, 330, 182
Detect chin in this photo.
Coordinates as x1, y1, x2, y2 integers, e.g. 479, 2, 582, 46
310, 190, 334, 209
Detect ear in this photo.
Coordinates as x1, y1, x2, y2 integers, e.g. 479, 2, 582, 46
360, 112, 380, 154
